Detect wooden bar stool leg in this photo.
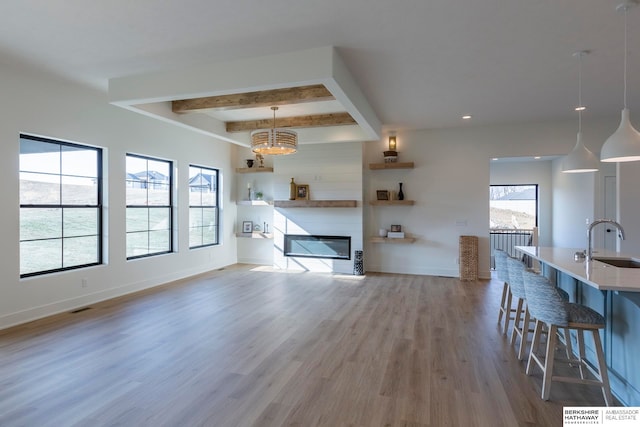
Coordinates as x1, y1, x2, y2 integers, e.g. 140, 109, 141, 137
511, 298, 523, 346
592, 329, 613, 406
517, 305, 530, 361
563, 328, 575, 366
503, 291, 513, 336
527, 319, 544, 375
541, 324, 558, 401
498, 282, 508, 324
577, 329, 586, 379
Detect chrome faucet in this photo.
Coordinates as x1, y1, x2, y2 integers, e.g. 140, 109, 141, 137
587, 219, 625, 261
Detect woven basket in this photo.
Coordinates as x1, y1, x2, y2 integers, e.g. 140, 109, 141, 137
459, 235, 478, 281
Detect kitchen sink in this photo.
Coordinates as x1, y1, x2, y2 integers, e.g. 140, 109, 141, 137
593, 257, 640, 268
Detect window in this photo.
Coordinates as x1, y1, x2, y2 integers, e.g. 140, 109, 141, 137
19, 135, 102, 277
490, 185, 538, 229
489, 184, 538, 265
189, 165, 219, 248
126, 154, 173, 259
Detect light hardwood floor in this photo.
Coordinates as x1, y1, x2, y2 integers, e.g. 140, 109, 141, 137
0, 265, 609, 426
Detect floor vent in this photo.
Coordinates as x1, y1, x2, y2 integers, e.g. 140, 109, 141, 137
70, 307, 92, 314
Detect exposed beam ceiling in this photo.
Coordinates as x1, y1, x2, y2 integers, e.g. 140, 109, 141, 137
226, 112, 356, 132
109, 47, 381, 146
172, 84, 334, 113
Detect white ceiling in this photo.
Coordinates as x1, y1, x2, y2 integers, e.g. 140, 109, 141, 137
1, 0, 639, 131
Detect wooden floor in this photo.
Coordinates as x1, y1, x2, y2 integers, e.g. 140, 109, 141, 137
0, 265, 610, 426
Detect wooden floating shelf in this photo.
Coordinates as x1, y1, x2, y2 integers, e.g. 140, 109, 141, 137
235, 167, 274, 173
370, 236, 416, 244
274, 200, 358, 208
236, 200, 273, 206
370, 200, 415, 206
236, 232, 273, 239
369, 162, 414, 170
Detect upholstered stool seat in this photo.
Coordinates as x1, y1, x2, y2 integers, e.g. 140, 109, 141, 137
566, 303, 605, 325
522, 269, 612, 405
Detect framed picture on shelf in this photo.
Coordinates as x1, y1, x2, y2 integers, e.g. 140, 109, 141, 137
376, 190, 389, 200
296, 184, 309, 200
242, 221, 253, 233
390, 224, 402, 232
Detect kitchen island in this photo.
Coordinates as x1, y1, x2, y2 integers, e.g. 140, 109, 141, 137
514, 246, 640, 406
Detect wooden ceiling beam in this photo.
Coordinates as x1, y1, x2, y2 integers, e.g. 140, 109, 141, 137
226, 113, 356, 132
172, 84, 334, 113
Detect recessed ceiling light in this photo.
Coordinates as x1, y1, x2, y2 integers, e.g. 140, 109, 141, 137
575, 106, 586, 111
462, 115, 472, 120
491, 158, 499, 161
534, 156, 541, 160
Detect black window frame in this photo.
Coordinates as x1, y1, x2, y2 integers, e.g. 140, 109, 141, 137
125, 153, 174, 260
188, 164, 220, 249
19, 134, 103, 278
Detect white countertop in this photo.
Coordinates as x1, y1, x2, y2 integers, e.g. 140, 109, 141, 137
514, 246, 640, 293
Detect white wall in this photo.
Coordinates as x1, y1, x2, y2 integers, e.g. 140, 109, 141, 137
0, 64, 237, 329
364, 118, 621, 279
550, 159, 618, 250
234, 147, 276, 265
272, 142, 363, 274
618, 162, 640, 254
550, 159, 595, 248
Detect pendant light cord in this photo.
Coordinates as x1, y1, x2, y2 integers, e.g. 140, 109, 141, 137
578, 52, 583, 133
624, 5, 628, 109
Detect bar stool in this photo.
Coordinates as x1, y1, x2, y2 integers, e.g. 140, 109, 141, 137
505, 256, 533, 360
494, 250, 513, 335
522, 269, 613, 405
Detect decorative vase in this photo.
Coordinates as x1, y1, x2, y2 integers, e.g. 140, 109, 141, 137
246, 159, 254, 168
289, 178, 296, 200
378, 228, 388, 237
398, 182, 404, 200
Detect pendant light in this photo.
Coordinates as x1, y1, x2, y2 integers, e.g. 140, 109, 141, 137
562, 51, 599, 173
601, 0, 640, 162
251, 106, 298, 155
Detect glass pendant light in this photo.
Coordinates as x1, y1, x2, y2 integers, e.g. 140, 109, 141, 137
562, 51, 599, 173
601, 0, 640, 162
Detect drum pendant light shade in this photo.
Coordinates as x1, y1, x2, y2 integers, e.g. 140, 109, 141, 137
251, 106, 298, 155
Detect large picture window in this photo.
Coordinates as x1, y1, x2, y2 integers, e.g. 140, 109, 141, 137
19, 135, 102, 277
126, 154, 173, 259
189, 165, 219, 248
489, 184, 538, 265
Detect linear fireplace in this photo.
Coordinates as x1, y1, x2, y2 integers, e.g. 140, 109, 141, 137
283, 234, 351, 260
